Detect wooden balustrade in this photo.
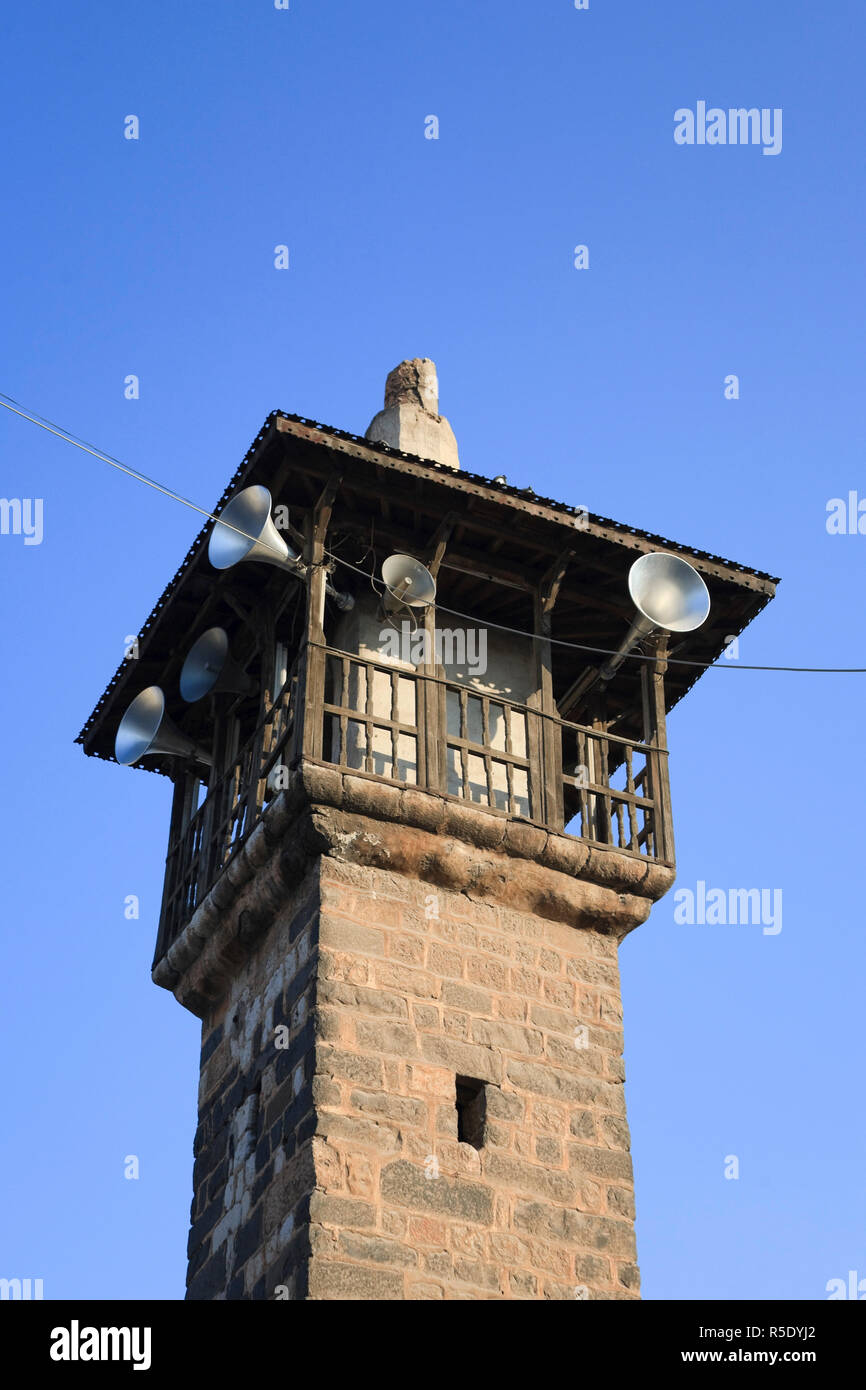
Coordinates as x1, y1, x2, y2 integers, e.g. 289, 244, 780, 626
154, 644, 671, 964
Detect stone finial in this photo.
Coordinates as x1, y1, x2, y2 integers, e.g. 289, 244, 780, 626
384, 358, 439, 415
366, 358, 459, 470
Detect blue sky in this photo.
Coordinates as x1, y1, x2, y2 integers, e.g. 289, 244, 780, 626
1, 0, 864, 1300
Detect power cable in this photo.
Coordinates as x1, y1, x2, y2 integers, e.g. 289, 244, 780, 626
2, 390, 863, 675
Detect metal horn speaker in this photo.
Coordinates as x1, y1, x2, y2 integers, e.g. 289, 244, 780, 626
208, 485, 301, 573
381, 553, 437, 611
599, 552, 711, 682
115, 687, 213, 767
180, 627, 254, 702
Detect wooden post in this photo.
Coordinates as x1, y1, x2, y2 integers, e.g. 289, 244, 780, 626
417, 601, 438, 791
590, 696, 611, 846
256, 609, 277, 806
301, 474, 341, 762
152, 773, 191, 966
641, 635, 675, 864
158, 768, 206, 961
419, 514, 455, 794
530, 550, 571, 829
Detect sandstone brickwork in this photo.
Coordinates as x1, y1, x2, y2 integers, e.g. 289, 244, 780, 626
309, 859, 639, 1300
187, 824, 645, 1300
188, 869, 319, 1300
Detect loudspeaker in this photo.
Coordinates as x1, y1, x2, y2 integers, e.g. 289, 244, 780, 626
600, 552, 711, 681
208, 486, 301, 572
381, 553, 437, 611
180, 627, 254, 702
115, 687, 212, 767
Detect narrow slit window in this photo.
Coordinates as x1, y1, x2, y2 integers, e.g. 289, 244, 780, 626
455, 1076, 486, 1150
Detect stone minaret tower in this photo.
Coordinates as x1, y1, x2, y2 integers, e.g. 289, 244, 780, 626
77, 361, 776, 1299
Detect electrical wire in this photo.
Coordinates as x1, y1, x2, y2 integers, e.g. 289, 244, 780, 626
323, 548, 864, 672
0, 392, 265, 550
2, 389, 864, 675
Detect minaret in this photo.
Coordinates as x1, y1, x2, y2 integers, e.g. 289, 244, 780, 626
77, 362, 776, 1299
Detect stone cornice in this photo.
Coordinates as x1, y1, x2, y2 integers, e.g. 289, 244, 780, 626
153, 762, 676, 1016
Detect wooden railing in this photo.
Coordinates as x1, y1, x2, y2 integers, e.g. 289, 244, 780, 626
154, 664, 300, 966
561, 720, 665, 859
154, 645, 671, 964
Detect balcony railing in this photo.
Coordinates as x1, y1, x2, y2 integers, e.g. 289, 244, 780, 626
154, 644, 671, 964
154, 662, 301, 966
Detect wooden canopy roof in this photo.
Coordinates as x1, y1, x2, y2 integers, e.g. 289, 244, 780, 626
76, 410, 779, 776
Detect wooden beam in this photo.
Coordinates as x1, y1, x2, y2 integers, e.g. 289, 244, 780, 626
311, 472, 343, 548
275, 416, 778, 596
440, 558, 531, 594
530, 553, 571, 829
557, 665, 602, 723
540, 549, 573, 615
641, 634, 675, 864
335, 515, 536, 593
425, 511, 457, 577
301, 473, 343, 761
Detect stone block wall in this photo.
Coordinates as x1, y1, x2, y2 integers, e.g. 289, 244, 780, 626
308, 859, 639, 1300
187, 866, 320, 1300
186, 847, 640, 1300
